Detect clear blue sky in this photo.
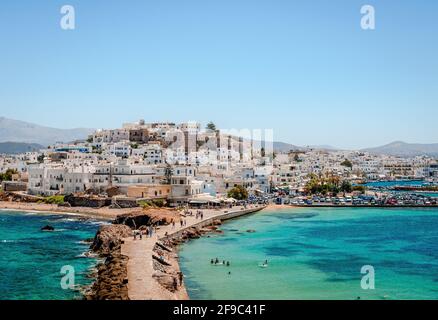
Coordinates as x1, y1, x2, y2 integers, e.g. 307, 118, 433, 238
0, 0, 437, 149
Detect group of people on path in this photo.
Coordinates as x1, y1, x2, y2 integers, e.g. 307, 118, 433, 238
170, 218, 188, 229
133, 225, 156, 240
195, 210, 204, 220
183, 209, 205, 220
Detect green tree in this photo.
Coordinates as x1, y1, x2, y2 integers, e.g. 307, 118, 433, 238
340, 159, 353, 169
304, 173, 343, 196
0, 169, 18, 182
206, 121, 217, 131
340, 181, 352, 193
227, 185, 248, 200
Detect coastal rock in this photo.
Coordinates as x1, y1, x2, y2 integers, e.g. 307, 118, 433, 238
58, 202, 71, 207
90, 224, 132, 255
0, 191, 41, 203
65, 194, 111, 208
114, 209, 180, 228
41, 225, 55, 231
181, 227, 201, 240
212, 219, 222, 226
153, 273, 179, 292
84, 252, 129, 300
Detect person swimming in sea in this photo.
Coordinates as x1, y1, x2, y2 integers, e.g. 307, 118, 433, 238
226, 261, 230, 267
215, 258, 219, 264
259, 260, 269, 268
211, 259, 214, 265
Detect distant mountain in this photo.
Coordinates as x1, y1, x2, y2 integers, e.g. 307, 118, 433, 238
0, 142, 43, 154
307, 145, 339, 151
0, 117, 94, 146
272, 141, 304, 152
362, 141, 438, 157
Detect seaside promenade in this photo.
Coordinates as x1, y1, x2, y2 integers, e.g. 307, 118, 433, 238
121, 204, 266, 300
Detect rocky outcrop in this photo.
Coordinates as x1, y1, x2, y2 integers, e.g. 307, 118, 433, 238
153, 273, 179, 292
41, 225, 55, 231
90, 224, 132, 256
86, 224, 132, 300
84, 253, 129, 300
64, 194, 111, 208
152, 246, 181, 293
151, 222, 225, 296
0, 191, 42, 203
114, 209, 180, 229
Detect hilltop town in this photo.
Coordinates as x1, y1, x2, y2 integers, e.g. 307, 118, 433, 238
1, 120, 438, 210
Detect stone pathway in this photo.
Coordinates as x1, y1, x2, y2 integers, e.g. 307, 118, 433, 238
121, 205, 265, 300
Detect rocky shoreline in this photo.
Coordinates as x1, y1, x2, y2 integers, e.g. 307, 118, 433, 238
84, 224, 132, 300
151, 219, 224, 294
84, 216, 232, 300
84, 205, 266, 300
84, 208, 183, 300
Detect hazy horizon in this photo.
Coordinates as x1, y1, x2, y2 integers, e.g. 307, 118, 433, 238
2, 115, 438, 151
1, 1, 437, 149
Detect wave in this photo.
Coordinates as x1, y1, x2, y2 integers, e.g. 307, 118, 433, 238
76, 240, 93, 245
76, 251, 98, 258
1, 239, 19, 243
87, 220, 108, 226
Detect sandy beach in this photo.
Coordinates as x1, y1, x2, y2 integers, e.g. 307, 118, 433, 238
0, 201, 140, 221
264, 204, 295, 211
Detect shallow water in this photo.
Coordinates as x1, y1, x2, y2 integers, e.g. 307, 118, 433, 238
179, 207, 438, 300
0, 210, 103, 300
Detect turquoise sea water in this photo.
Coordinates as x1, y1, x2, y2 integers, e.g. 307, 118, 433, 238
179, 207, 438, 300
0, 210, 103, 300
